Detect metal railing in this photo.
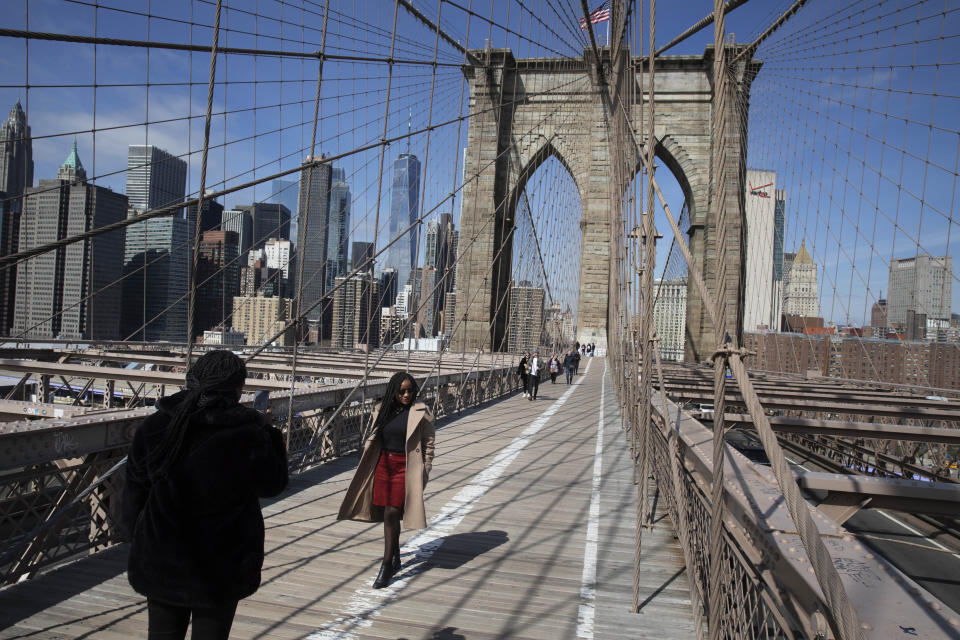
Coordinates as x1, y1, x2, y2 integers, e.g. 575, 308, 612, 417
0, 363, 516, 586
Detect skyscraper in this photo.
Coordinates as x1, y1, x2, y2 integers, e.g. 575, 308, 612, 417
653, 278, 688, 361
887, 254, 953, 328
507, 283, 545, 353
325, 168, 351, 291
380, 268, 398, 309
186, 196, 224, 237
194, 230, 240, 337
233, 294, 297, 347
222, 208, 253, 256
351, 241, 374, 272
125, 145, 187, 215
385, 153, 420, 288
234, 202, 291, 251
332, 273, 381, 349
743, 170, 776, 332
782, 241, 819, 318
410, 266, 438, 337
121, 216, 189, 341
771, 189, 786, 330
297, 158, 332, 320
270, 178, 299, 243
871, 296, 888, 328
264, 238, 293, 279
0, 101, 33, 334
424, 213, 458, 331
14, 142, 126, 340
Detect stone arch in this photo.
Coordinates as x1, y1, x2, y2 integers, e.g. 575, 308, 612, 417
452, 47, 754, 358
652, 134, 702, 225
506, 137, 584, 227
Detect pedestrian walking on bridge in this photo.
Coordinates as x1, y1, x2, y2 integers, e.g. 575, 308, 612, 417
563, 349, 576, 384
518, 352, 530, 397
338, 372, 435, 589
548, 354, 560, 383
121, 350, 288, 640
528, 351, 541, 400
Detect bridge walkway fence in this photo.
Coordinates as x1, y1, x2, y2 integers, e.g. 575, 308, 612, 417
0, 358, 700, 639
0, 360, 517, 587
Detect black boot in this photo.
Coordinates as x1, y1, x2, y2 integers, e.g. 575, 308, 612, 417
391, 548, 401, 573
373, 562, 394, 589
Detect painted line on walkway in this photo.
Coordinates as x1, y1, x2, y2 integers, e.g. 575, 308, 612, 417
576, 358, 606, 639
308, 359, 594, 640
876, 509, 960, 560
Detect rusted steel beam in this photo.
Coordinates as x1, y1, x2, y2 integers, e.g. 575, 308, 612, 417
664, 389, 960, 421
2, 372, 33, 400
796, 472, 960, 518
660, 382, 957, 412
0, 359, 292, 391
0, 399, 98, 419
721, 413, 960, 445
650, 394, 957, 637
70, 378, 96, 406
9, 454, 103, 581
784, 432, 955, 484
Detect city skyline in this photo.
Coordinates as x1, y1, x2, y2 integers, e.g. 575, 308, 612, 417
0, 125, 955, 345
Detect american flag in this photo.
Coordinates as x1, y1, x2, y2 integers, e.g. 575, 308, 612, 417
579, 2, 611, 29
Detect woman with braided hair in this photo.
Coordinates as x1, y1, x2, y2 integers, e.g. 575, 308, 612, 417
121, 350, 287, 640
337, 371, 435, 589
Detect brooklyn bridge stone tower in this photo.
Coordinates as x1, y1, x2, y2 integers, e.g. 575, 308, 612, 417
452, 47, 758, 360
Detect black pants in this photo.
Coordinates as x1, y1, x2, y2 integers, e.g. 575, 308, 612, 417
550, 372, 557, 383
147, 599, 238, 640
528, 375, 540, 399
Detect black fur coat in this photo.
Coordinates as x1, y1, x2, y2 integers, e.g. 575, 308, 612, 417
120, 391, 288, 607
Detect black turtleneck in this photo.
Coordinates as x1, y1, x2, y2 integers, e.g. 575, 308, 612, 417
380, 407, 409, 453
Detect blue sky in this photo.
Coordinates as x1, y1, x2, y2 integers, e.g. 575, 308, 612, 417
1, 0, 956, 325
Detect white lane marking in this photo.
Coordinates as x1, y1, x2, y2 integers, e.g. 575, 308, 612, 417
875, 509, 960, 560
784, 455, 812, 472
576, 358, 606, 639
308, 359, 594, 639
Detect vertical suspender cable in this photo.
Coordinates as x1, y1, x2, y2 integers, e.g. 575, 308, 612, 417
186, 0, 224, 369
635, 0, 657, 613
359, 0, 401, 439
285, 0, 331, 450
706, 0, 730, 636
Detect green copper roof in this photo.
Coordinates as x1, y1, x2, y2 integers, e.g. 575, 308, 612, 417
63, 138, 84, 171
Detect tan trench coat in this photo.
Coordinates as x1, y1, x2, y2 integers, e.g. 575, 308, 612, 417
337, 402, 435, 529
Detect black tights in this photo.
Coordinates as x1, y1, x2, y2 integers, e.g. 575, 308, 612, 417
147, 599, 237, 640
383, 505, 402, 565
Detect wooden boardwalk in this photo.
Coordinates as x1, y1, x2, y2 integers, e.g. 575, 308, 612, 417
0, 358, 697, 639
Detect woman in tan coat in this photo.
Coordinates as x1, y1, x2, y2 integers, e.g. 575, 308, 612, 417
337, 372, 435, 588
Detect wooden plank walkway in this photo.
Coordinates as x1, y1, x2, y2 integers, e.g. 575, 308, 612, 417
0, 358, 697, 639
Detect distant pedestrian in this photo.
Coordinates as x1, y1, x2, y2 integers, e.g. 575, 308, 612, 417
338, 372, 435, 589
528, 351, 541, 400
563, 349, 575, 384
121, 350, 288, 640
573, 348, 581, 374
518, 352, 529, 397
548, 354, 560, 384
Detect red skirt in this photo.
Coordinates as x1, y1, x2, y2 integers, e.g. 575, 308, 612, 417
373, 451, 406, 508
